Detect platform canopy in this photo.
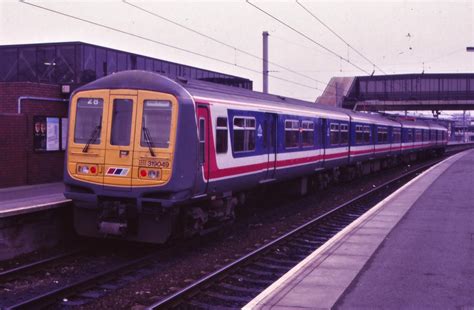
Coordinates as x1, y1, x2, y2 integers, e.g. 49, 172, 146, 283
0, 41, 253, 90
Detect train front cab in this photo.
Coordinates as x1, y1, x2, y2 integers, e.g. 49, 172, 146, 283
65, 88, 183, 243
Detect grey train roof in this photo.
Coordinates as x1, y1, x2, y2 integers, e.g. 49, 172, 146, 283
73, 71, 445, 129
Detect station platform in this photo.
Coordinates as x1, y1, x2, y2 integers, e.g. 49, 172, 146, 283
245, 149, 474, 309
0, 182, 69, 218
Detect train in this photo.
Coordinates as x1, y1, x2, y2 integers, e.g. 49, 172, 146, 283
64, 70, 448, 243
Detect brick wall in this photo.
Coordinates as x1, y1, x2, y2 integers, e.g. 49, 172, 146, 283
0, 114, 27, 187
0, 82, 69, 188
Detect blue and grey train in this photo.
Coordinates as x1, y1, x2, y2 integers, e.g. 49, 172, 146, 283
64, 70, 448, 243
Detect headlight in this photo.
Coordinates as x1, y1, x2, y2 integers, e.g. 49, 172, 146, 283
78, 165, 89, 174
148, 170, 158, 179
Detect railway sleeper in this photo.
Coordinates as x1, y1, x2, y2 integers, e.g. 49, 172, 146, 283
229, 274, 274, 286
252, 262, 293, 272
262, 256, 300, 265
217, 282, 262, 294
243, 267, 283, 277
205, 291, 253, 303
187, 300, 237, 310
287, 241, 317, 251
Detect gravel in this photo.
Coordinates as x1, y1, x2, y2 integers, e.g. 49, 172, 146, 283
79, 161, 427, 309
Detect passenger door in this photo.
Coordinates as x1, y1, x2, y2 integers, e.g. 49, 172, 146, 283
103, 91, 138, 190
263, 113, 278, 180
197, 105, 211, 190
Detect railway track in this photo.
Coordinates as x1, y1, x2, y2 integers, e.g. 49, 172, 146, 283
0, 249, 83, 280
3, 146, 471, 309
147, 155, 449, 309
2, 244, 159, 309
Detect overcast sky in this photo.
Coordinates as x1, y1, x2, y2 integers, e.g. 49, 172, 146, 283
1, 0, 473, 102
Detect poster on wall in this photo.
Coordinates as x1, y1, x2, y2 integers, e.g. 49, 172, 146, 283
46, 117, 60, 151
61, 118, 68, 150
33, 116, 47, 151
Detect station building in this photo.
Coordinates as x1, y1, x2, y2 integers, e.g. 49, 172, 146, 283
0, 42, 253, 188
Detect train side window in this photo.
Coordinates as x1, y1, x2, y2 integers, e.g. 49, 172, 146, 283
301, 120, 314, 147
215, 117, 228, 154
377, 127, 388, 143
330, 123, 340, 145
285, 120, 300, 148
423, 130, 429, 141
415, 129, 422, 142
363, 125, 371, 143
340, 124, 349, 144
392, 127, 401, 143
355, 125, 364, 144
233, 117, 256, 153
407, 129, 413, 142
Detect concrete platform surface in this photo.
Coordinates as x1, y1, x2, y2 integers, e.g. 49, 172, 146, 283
245, 149, 474, 309
0, 182, 69, 218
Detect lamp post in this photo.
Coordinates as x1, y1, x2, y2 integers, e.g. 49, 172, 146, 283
466, 47, 473, 142
263, 31, 269, 94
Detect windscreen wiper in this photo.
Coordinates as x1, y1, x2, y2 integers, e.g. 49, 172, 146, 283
142, 127, 156, 157
82, 125, 101, 153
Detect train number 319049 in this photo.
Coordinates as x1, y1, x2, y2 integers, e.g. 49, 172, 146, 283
138, 159, 170, 168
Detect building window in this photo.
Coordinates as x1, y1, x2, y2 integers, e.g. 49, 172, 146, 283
216, 117, 228, 153
301, 120, 314, 147
19, 47, 37, 82
233, 117, 256, 153
96, 48, 106, 78
57, 45, 75, 83
330, 123, 340, 145
0, 48, 18, 81
107, 50, 117, 75
285, 119, 300, 148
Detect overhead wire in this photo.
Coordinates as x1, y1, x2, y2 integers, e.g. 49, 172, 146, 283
122, 0, 335, 90
295, 0, 387, 74
19, 0, 333, 95
246, 0, 372, 75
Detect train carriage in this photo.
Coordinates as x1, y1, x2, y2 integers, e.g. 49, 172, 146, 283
64, 70, 447, 243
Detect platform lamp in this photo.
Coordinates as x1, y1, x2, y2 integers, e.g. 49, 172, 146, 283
465, 47, 473, 142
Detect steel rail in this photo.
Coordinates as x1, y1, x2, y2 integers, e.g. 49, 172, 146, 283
6, 251, 160, 310
147, 154, 455, 309
0, 248, 84, 279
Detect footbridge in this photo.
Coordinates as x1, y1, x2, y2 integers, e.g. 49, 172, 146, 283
317, 73, 474, 112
